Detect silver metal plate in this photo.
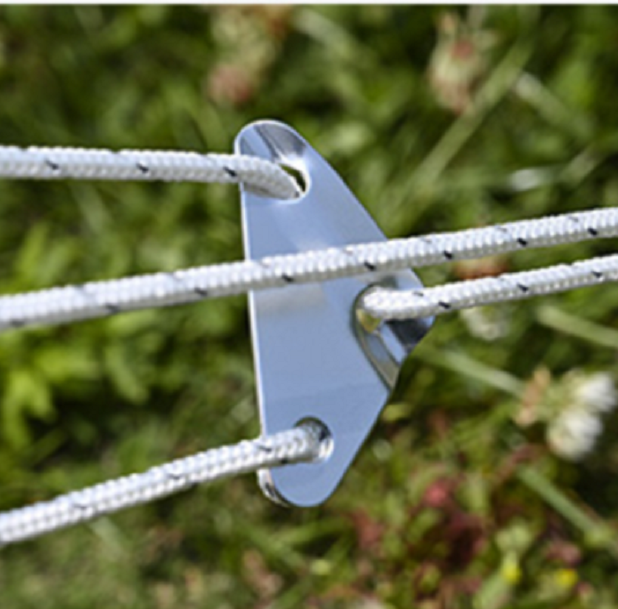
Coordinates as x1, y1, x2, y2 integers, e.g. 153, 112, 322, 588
236, 121, 432, 507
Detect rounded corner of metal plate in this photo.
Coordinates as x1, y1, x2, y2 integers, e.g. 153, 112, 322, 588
234, 120, 309, 169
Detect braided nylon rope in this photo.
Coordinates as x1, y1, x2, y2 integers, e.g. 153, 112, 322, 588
0, 145, 300, 198
361, 253, 618, 320
1, 138, 617, 547
0, 423, 325, 547
0, 207, 616, 331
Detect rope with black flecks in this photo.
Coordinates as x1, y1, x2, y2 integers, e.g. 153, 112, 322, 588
0, 145, 301, 198
1, 139, 617, 547
0, 207, 616, 330
0, 422, 327, 547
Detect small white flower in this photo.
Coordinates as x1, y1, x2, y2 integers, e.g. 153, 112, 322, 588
547, 408, 602, 462
542, 370, 616, 462
574, 372, 617, 414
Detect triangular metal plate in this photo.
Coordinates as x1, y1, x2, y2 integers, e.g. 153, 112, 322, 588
236, 121, 432, 506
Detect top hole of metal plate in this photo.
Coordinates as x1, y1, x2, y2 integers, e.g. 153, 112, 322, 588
280, 163, 309, 198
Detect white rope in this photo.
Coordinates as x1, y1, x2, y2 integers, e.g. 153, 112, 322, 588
4, 255, 616, 546
0, 145, 301, 199
0, 207, 616, 331
1, 139, 617, 547
0, 422, 326, 547
361, 253, 618, 320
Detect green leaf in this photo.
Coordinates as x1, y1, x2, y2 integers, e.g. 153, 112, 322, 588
104, 344, 148, 404
1, 368, 54, 449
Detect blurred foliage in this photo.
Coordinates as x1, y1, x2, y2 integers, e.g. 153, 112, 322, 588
1, 5, 618, 609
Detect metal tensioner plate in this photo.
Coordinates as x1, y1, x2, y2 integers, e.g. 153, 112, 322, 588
236, 121, 432, 507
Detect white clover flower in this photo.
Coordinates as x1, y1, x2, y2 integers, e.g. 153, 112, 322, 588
574, 372, 617, 414
544, 370, 616, 462
547, 408, 602, 462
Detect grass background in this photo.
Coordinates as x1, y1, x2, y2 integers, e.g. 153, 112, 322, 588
0, 5, 618, 608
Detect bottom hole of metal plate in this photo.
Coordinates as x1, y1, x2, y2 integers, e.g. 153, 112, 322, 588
295, 417, 334, 463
